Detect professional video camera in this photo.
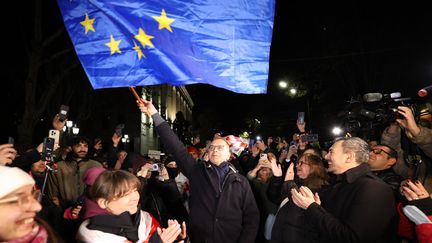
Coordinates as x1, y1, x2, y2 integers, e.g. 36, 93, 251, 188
340, 92, 428, 134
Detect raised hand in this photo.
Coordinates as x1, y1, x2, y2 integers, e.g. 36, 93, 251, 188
157, 219, 182, 243
137, 99, 158, 117
291, 186, 319, 209
284, 162, 295, 181
0, 144, 17, 165
396, 106, 421, 136
52, 114, 66, 131
111, 132, 122, 148
400, 180, 430, 201
269, 152, 282, 177
296, 120, 306, 133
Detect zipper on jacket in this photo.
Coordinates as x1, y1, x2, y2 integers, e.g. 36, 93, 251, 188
219, 166, 238, 193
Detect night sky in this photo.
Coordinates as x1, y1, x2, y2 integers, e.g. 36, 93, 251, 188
187, 1, 432, 141
2, 0, 432, 145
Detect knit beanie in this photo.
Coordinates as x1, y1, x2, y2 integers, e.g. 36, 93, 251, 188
0, 165, 35, 199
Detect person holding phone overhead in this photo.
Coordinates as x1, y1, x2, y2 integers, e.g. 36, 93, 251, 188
137, 99, 259, 243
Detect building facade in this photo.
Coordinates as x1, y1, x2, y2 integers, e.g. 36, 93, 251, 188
137, 85, 194, 155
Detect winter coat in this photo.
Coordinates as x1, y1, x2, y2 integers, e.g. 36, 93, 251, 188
153, 113, 260, 243
398, 198, 432, 243
305, 163, 397, 243
267, 176, 322, 243
47, 158, 102, 207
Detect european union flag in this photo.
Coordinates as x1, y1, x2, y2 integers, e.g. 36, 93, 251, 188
56, 0, 275, 94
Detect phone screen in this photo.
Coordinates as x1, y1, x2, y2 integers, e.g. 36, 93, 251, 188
115, 124, 125, 136
59, 105, 69, 122
298, 112, 305, 124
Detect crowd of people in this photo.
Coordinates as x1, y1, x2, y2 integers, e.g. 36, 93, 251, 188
0, 98, 431, 243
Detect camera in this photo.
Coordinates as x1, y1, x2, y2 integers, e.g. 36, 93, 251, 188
150, 163, 164, 172
339, 92, 427, 135
300, 134, 319, 143
73, 198, 84, 208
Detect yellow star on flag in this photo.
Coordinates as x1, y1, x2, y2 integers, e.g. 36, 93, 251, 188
80, 14, 95, 34
135, 28, 155, 48
133, 41, 145, 60
105, 35, 121, 55
152, 9, 175, 32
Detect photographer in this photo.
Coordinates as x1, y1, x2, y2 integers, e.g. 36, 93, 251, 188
397, 106, 432, 159
138, 160, 189, 227
247, 153, 278, 242
382, 106, 432, 191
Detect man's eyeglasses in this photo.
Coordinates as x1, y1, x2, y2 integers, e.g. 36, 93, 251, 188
0, 190, 41, 207
208, 145, 225, 151
371, 148, 391, 156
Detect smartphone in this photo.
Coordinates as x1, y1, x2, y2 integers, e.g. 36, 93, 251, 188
49, 130, 60, 147
260, 153, 268, 160
7, 136, 14, 145
58, 105, 70, 122
41, 137, 55, 160
115, 124, 125, 137
297, 112, 305, 124
301, 134, 319, 142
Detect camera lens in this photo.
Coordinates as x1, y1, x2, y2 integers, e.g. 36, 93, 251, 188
151, 164, 159, 171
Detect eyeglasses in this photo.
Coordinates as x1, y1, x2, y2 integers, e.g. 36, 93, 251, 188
0, 190, 41, 208
371, 148, 391, 156
208, 145, 225, 151
297, 160, 309, 166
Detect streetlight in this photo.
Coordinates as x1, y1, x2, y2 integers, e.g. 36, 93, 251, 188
278, 81, 288, 89
65, 120, 74, 134
332, 126, 343, 136
72, 124, 80, 135
122, 134, 130, 143
289, 88, 297, 95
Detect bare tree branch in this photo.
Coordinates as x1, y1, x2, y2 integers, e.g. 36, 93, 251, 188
41, 47, 74, 66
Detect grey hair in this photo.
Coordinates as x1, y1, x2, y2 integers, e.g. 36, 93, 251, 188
337, 137, 370, 163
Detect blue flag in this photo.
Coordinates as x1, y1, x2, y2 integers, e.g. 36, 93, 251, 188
56, 0, 275, 94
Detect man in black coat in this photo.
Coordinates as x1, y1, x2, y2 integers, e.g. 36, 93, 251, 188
368, 144, 404, 198
291, 137, 397, 243
138, 100, 259, 243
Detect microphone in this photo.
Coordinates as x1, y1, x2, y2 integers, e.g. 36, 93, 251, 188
363, 93, 383, 102
418, 85, 432, 97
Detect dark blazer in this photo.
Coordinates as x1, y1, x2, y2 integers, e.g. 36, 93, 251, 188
154, 114, 259, 243
305, 163, 397, 243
